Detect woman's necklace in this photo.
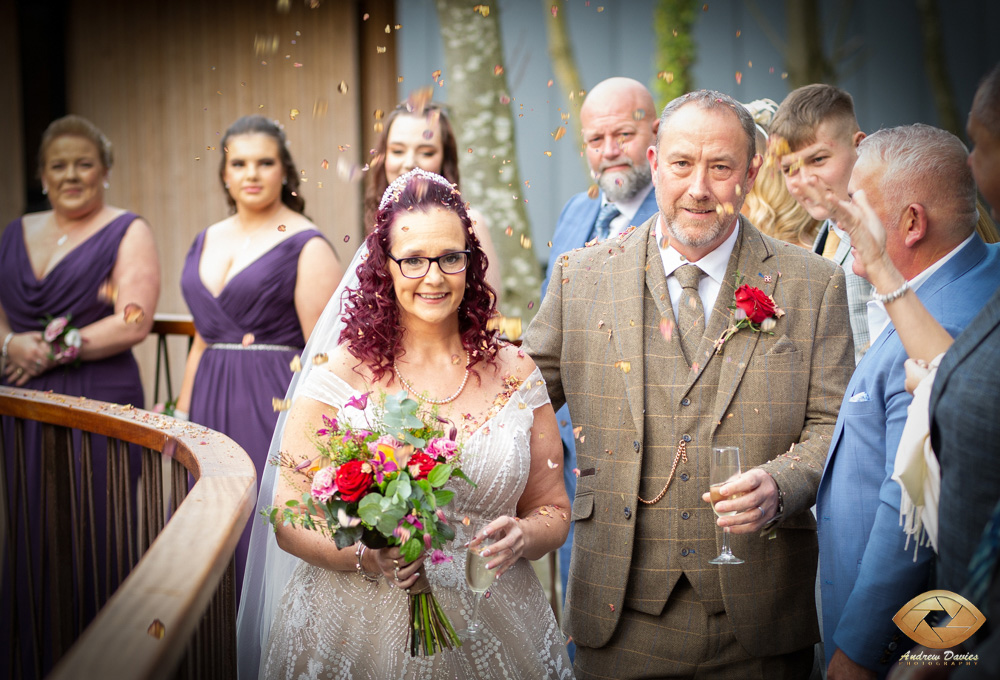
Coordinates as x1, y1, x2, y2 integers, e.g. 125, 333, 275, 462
394, 351, 470, 405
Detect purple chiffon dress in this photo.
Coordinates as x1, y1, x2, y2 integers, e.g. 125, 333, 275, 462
0, 212, 145, 675
181, 228, 325, 594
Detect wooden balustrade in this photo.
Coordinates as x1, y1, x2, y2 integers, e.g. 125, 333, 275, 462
0, 387, 255, 680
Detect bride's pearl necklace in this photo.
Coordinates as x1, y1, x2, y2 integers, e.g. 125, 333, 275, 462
393, 351, 470, 405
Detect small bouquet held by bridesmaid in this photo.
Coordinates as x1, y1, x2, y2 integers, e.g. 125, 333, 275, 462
266, 390, 473, 657
43, 314, 83, 366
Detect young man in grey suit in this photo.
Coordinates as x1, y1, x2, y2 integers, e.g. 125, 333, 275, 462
543, 77, 660, 630
772, 84, 873, 364
525, 90, 854, 679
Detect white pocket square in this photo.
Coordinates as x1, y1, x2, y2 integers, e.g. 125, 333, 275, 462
849, 392, 871, 403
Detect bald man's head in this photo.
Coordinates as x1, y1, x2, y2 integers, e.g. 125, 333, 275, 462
580, 77, 658, 202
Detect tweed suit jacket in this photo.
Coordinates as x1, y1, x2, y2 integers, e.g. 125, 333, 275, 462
814, 221, 874, 364
523, 215, 854, 656
816, 236, 1000, 676
930, 282, 1000, 594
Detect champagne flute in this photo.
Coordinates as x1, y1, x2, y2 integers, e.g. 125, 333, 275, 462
709, 446, 745, 565
462, 523, 495, 636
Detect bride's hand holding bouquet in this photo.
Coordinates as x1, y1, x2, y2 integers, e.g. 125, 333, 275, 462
267, 389, 473, 657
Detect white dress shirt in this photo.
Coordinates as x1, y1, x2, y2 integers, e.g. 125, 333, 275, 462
866, 232, 976, 342
654, 215, 741, 326
607, 183, 655, 239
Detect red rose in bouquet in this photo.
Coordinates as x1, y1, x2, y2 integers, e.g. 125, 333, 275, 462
734, 284, 776, 324
407, 451, 438, 480
335, 459, 375, 502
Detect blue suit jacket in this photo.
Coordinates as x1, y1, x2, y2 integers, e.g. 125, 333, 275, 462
816, 236, 1000, 676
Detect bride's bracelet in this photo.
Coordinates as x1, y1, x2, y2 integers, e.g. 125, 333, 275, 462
355, 543, 381, 583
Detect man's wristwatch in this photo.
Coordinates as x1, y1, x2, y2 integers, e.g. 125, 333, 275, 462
761, 477, 784, 533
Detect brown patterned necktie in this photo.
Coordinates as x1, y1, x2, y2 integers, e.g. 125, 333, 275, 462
674, 264, 705, 364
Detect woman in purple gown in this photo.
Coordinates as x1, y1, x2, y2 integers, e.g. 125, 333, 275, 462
177, 115, 342, 594
0, 114, 160, 674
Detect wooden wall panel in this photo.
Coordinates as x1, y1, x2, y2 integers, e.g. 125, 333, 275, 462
0, 2, 24, 221
66, 0, 364, 406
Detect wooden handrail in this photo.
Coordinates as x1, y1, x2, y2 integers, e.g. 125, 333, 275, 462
0, 387, 255, 680
152, 313, 196, 339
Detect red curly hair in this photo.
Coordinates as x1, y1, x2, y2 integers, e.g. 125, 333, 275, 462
341, 174, 500, 383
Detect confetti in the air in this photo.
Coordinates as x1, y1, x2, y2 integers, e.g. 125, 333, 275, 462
735, 71, 743, 85
272, 398, 291, 412
547, 459, 559, 469
552, 126, 567, 141
615, 360, 631, 374
313, 353, 328, 365
338, 81, 349, 94
123, 303, 144, 324
290, 355, 302, 372
97, 279, 118, 305
289, 108, 300, 121
659, 317, 675, 341
473, 4, 490, 17
242, 333, 255, 347
277, 224, 287, 232
544, 151, 552, 157
494, 65, 504, 76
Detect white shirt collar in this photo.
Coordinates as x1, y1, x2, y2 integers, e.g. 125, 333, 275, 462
654, 215, 741, 325
866, 232, 977, 343
654, 214, 740, 285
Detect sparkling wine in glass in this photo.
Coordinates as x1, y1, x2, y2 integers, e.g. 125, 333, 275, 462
709, 446, 745, 565
463, 527, 495, 636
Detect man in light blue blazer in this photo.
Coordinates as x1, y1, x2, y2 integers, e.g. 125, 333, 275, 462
542, 77, 659, 633
816, 124, 1000, 679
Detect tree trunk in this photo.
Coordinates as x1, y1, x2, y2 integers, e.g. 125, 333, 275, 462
915, 0, 963, 139
544, 0, 589, 182
784, 0, 835, 88
434, 0, 543, 323
652, 0, 698, 110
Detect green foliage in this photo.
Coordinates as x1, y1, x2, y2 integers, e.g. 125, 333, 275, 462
652, 0, 699, 110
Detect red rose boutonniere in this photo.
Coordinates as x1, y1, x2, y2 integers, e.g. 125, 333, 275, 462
713, 273, 785, 354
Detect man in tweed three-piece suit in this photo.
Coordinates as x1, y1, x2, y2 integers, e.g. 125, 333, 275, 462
524, 90, 854, 678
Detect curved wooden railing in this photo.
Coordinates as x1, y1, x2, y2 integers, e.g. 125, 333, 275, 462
0, 387, 255, 680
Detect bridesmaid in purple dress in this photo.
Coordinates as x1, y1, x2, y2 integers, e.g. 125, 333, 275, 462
0, 114, 160, 674
177, 115, 342, 594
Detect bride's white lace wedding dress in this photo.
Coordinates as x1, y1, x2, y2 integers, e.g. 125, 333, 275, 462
260, 366, 574, 679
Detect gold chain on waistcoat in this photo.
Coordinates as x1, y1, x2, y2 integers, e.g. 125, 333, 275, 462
637, 439, 689, 505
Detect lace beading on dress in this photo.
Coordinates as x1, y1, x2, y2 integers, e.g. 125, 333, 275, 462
260, 367, 573, 679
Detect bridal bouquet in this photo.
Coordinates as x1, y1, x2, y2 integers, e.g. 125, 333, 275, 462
267, 390, 473, 657
43, 314, 82, 366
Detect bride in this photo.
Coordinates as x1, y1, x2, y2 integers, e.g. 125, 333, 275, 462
237, 168, 573, 679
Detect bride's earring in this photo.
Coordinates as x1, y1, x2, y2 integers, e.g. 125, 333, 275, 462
103, 180, 110, 190
41, 185, 48, 196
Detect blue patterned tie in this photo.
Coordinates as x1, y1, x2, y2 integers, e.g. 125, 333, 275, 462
590, 203, 620, 242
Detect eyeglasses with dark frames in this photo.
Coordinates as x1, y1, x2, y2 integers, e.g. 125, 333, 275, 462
387, 250, 471, 279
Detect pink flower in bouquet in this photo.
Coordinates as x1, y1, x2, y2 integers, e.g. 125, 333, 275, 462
335, 459, 374, 503
345, 393, 369, 411
425, 437, 459, 461
317, 414, 339, 436
370, 446, 399, 483
44, 316, 69, 343
407, 451, 438, 480
311, 466, 338, 503
368, 434, 403, 456
57, 344, 80, 363
342, 429, 373, 445
430, 549, 452, 565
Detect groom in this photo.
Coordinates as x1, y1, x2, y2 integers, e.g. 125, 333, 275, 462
524, 90, 854, 678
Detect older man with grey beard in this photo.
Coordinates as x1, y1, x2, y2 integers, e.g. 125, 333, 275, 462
541, 79, 660, 653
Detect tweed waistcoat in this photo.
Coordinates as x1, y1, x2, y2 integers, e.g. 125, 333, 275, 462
625, 231, 726, 615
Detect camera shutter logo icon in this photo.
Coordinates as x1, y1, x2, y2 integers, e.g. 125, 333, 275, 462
892, 590, 986, 649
